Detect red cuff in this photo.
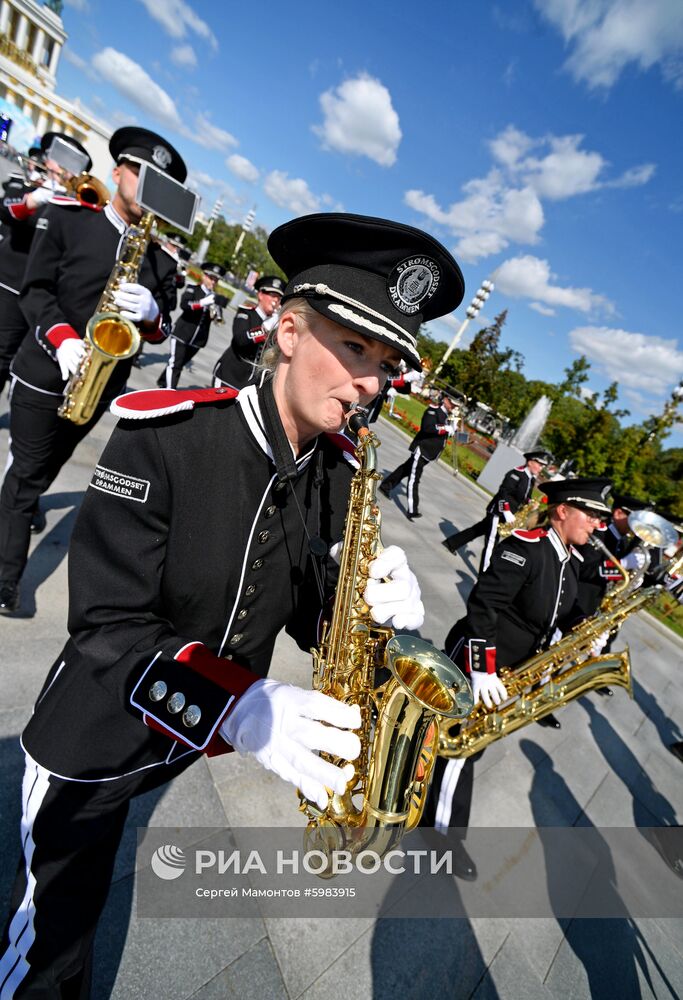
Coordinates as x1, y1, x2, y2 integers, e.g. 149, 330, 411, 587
140, 312, 164, 343
45, 323, 80, 348
144, 716, 234, 757
191, 301, 203, 310
8, 198, 34, 221
464, 640, 497, 675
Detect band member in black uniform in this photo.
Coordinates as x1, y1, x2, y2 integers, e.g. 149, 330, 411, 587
160, 231, 189, 290
574, 492, 651, 695
213, 274, 285, 389
379, 392, 456, 518
442, 449, 553, 571
0, 211, 463, 998
0, 132, 92, 395
424, 478, 612, 878
157, 262, 228, 388
0, 127, 184, 615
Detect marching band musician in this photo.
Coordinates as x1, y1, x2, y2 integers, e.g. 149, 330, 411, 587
157, 262, 228, 388
0, 212, 462, 998
442, 449, 553, 571
424, 478, 612, 879
0, 132, 92, 397
379, 391, 457, 519
213, 273, 285, 389
0, 127, 184, 616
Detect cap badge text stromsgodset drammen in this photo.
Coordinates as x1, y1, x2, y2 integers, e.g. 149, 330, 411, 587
388, 256, 441, 315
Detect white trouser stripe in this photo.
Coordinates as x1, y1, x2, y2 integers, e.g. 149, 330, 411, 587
406, 449, 421, 514
0, 756, 51, 998
482, 514, 500, 572
434, 757, 465, 834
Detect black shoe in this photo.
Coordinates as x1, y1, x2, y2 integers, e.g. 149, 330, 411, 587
596, 686, 613, 697
453, 842, 478, 882
669, 741, 683, 764
30, 507, 47, 534
442, 538, 456, 554
407, 512, 422, 520
0, 580, 19, 614
536, 713, 561, 730
378, 482, 392, 497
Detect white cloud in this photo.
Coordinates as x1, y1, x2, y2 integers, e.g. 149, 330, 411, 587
191, 112, 237, 151
314, 73, 402, 167
137, 0, 218, 51
534, 0, 683, 90
170, 45, 197, 69
569, 326, 683, 393
62, 48, 98, 80
405, 124, 654, 263
92, 48, 180, 131
529, 302, 557, 316
263, 171, 321, 215
226, 154, 259, 184
493, 255, 614, 314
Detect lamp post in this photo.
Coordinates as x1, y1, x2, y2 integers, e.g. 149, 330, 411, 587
231, 206, 256, 269
195, 198, 223, 265
430, 279, 494, 381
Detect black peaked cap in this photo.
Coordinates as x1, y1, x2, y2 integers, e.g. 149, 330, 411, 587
540, 477, 613, 515
109, 127, 187, 183
268, 213, 465, 370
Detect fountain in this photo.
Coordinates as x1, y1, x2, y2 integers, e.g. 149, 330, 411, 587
477, 395, 553, 494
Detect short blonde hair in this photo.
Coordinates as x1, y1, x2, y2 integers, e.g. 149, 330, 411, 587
256, 297, 318, 375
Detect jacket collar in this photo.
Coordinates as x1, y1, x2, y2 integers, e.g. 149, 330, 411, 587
237, 382, 317, 472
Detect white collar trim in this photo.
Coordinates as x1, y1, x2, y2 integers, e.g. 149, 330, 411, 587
237, 383, 316, 471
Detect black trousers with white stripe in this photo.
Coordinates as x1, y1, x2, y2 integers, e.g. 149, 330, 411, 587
0, 751, 197, 999
157, 340, 200, 390
0, 381, 108, 585
381, 449, 431, 515
0, 289, 27, 396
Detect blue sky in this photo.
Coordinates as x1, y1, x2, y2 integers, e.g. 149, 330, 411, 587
55, 0, 683, 441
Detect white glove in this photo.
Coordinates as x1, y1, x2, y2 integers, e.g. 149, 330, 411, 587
26, 185, 54, 209
364, 545, 425, 630
112, 282, 160, 323
220, 679, 361, 809
262, 310, 280, 335
55, 338, 86, 380
590, 630, 611, 657
549, 628, 563, 646
198, 293, 215, 307
621, 549, 647, 572
502, 508, 515, 524
471, 671, 508, 709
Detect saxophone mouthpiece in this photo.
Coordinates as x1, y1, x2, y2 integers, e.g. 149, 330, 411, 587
347, 406, 369, 436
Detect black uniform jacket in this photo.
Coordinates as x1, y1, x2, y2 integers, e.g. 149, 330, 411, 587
0, 174, 42, 293
408, 403, 450, 461
486, 464, 534, 519
170, 282, 215, 348
444, 526, 585, 674
21, 382, 356, 781
11, 200, 177, 399
574, 523, 633, 617
214, 303, 267, 389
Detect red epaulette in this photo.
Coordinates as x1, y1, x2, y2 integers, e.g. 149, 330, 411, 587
325, 430, 360, 469
110, 386, 238, 420
511, 528, 548, 541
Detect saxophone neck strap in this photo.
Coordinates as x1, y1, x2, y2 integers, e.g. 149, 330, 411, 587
257, 375, 299, 484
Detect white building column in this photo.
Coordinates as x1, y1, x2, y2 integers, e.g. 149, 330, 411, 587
48, 39, 61, 77
31, 27, 45, 64
0, 1, 11, 35
36, 109, 48, 135
15, 13, 29, 50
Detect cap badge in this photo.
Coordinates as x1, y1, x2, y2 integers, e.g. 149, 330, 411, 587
388, 256, 440, 315
152, 145, 172, 170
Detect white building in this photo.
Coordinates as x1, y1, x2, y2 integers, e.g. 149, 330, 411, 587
0, 0, 111, 179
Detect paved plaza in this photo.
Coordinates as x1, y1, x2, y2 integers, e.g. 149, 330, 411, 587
1, 298, 682, 1000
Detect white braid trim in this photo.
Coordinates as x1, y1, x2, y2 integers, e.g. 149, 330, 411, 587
292, 281, 417, 346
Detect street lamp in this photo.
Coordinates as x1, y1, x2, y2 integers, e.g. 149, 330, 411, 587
430, 278, 494, 381
195, 198, 223, 264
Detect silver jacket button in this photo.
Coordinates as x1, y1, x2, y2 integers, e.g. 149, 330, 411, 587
149, 680, 167, 702
183, 705, 202, 727
167, 692, 186, 714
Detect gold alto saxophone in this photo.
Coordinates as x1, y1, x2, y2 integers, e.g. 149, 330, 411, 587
299, 409, 473, 869
498, 498, 540, 539
59, 213, 154, 425
440, 519, 683, 759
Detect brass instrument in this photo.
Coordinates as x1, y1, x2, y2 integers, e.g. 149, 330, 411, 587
58, 213, 153, 425
62, 171, 110, 208
209, 301, 224, 324
299, 409, 473, 871
440, 519, 683, 760
498, 498, 540, 539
